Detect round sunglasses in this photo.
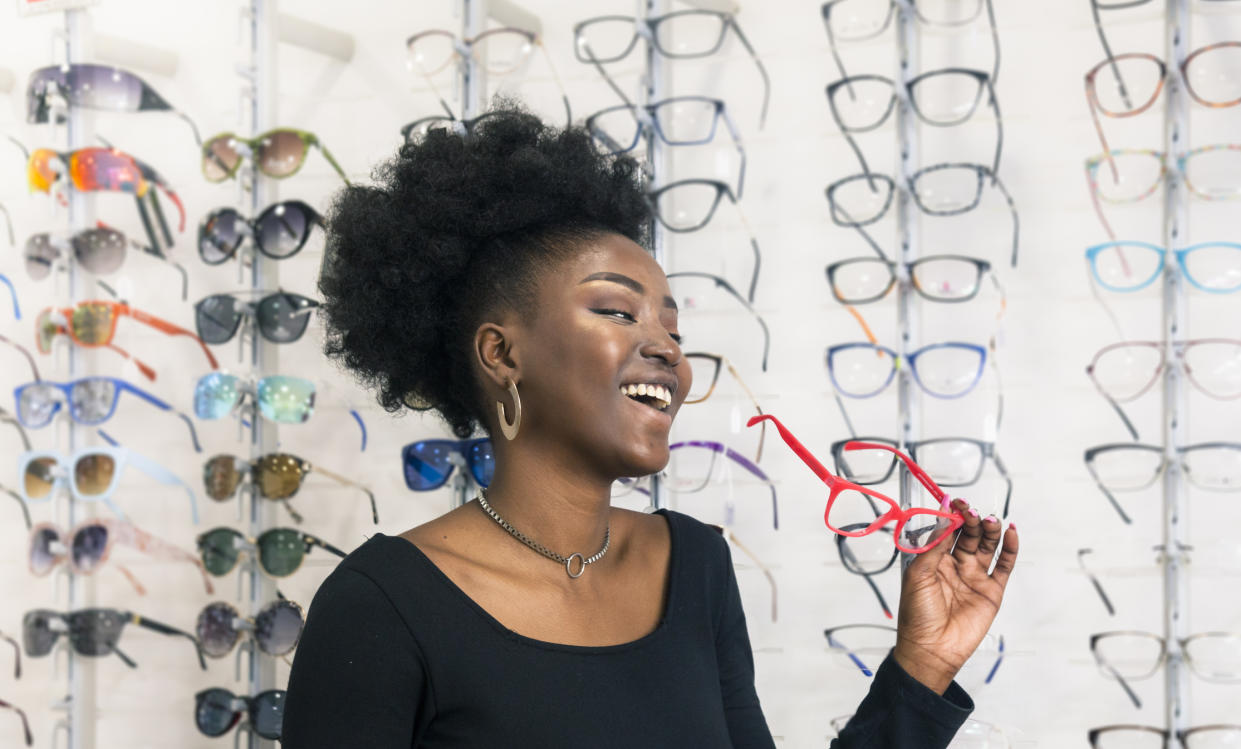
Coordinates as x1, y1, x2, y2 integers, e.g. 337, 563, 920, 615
195, 599, 303, 659
198, 201, 324, 264
196, 527, 348, 578
195, 688, 285, 740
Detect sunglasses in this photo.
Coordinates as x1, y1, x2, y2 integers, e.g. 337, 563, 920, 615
195, 688, 285, 740
28, 518, 213, 595
204, 453, 377, 525
401, 438, 495, 491
750, 414, 962, 553
194, 291, 319, 346
24, 227, 187, 300
198, 201, 324, 264
193, 373, 314, 424
36, 300, 219, 379
195, 598, 303, 659
26, 63, 201, 145
202, 128, 349, 184
22, 608, 206, 670
18, 446, 199, 524
573, 11, 770, 128
15, 376, 201, 451
197, 527, 348, 578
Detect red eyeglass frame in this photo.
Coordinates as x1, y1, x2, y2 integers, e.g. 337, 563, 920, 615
747, 414, 963, 553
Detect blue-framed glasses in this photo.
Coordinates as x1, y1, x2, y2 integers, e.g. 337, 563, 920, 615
825, 623, 1005, 685
1086, 240, 1241, 294
18, 446, 198, 523
15, 377, 200, 451
401, 439, 494, 491
0, 274, 19, 320
826, 341, 988, 399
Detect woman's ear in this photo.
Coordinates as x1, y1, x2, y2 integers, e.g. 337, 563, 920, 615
474, 321, 520, 390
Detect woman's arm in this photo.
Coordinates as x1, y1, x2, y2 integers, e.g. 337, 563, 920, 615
282, 566, 432, 748
828, 650, 973, 747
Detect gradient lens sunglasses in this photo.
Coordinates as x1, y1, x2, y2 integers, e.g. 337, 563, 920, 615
203, 453, 377, 525
748, 414, 963, 553
15, 376, 201, 451
26, 63, 201, 145
18, 446, 199, 523
24, 226, 187, 300
198, 201, 324, 264
202, 128, 349, 185
196, 527, 348, 578
195, 597, 303, 659
194, 291, 319, 346
28, 518, 213, 595
22, 608, 205, 670
36, 300, 219, 378
193, 373, 314, 424
402, 438, 495, 491
195, 688, 285, 740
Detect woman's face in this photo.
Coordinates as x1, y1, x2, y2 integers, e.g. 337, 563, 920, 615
510, 232, 692, 481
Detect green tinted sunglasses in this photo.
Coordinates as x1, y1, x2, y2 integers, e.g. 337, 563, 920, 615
196, 527, 348, 578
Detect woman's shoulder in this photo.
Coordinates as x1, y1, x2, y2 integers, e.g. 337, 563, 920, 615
655, 508, 730, 561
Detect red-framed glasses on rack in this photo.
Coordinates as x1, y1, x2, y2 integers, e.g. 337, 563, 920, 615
747, 414, 963, 554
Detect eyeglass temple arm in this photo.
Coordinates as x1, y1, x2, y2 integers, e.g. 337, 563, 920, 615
121, 522, 214, 594
992, 453, 1013, 519
1101, 658, 1142, 708
986, 169, 1020, 267
725, 16, 770, 130
314, 140, 352, 187
1086, 80, 1121, 184
987, 78, 1004, 180
0, 334, 40, 381
748, 414, 842, 489
824, 630, 874, 676
733, 206, 763, 303
844, 440, 948, 505
174, 110, 203, 147
1077, 549, 1116, 616
114, 379, 202, 452
1089, 2, 1133, 112
0, 633, 20, 679
100, 341, 157, 382
718, 106, 749, 199
124, 236, 188, 301
985, 635, 1005, 684
123, 449, 200, 524
351, 410, 368, 452
724, 358, 766, 462
306, 535, 349, 559
534, 42, 573, 127
0, 202, 14, 246
0, 408, 33, 450
129, 613, 207, 670
311, 465, 378, 525
0, 699, 32, 746
715, 525, 778, 622
721, 444, 779, 530
837, 535, 894, 619
0, 274, 18, 320
2, 486, 32, 530
124, 305, 219, 370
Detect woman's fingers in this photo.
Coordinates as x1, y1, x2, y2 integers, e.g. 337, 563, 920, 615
976, 514, 1003, 557
991, 524, 1019, 589
950, 499, 983, 561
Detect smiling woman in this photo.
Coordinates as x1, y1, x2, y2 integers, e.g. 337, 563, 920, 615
280, 101, 1018, 748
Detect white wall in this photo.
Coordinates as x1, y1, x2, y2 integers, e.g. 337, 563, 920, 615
1, 1, 1239, 747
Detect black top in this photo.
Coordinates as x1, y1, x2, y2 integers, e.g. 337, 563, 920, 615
282, 509, 973, 748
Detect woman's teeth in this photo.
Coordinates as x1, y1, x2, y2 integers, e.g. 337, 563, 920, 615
620, 383, 672, 411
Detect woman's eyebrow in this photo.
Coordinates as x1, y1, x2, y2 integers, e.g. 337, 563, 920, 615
579, 271, 677, 310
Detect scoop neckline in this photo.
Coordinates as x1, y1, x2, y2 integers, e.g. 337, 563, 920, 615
390, 508, 680, 654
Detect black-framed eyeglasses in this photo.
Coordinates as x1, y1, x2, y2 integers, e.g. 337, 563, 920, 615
666, 271, 770, 371
836, 522, 899, 618
824, 163, 1019, 267
825, 255, 1001, 305
1089, 723, 1241, 749
22, 608, 206, 670
820, 0, 1000, 85
1084, 441, 1241, 524
572, 10, 771, 129
831, 435, 1012, 519
826, 67, 1003, 179
586, 95, 748, 198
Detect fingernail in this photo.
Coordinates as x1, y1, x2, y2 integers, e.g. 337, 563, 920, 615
968, 508, 980, 518
939, 496, 952, 511
1008, 522, 1017, 531
985, 515, 998, 523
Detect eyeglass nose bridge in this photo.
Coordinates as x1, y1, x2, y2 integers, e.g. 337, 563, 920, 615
230, 616, 255, 632
47, 539, 68, 556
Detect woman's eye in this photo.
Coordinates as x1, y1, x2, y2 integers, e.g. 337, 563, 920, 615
592, 308, 636, 322
669, 333, 683, 344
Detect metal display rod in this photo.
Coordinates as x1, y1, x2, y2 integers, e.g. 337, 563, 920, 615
1161, 0, 1190, 736
895, 1, 919, 568
0, 67, 14, 93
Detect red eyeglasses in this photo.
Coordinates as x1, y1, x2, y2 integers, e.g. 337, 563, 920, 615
747, 414, 963, 553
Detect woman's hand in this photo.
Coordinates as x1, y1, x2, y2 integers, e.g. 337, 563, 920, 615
893, 499, 1018, 694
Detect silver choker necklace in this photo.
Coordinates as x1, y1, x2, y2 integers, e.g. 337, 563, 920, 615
475, 489, 610, 579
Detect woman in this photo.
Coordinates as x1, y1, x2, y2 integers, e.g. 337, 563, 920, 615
281, 104, 1018, 747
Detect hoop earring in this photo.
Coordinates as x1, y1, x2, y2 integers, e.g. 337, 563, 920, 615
497, 380, 521, 440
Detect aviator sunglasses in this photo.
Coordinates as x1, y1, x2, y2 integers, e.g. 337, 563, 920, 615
198, 201, 324, 264
196, 527, 348, 578
202, 128, 349, 185
203, 453, 377, 524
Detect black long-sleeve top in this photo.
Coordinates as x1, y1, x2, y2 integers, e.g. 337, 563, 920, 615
282, 509, 973, 748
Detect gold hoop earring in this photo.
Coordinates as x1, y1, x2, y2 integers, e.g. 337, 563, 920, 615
497, 380, 521, 440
